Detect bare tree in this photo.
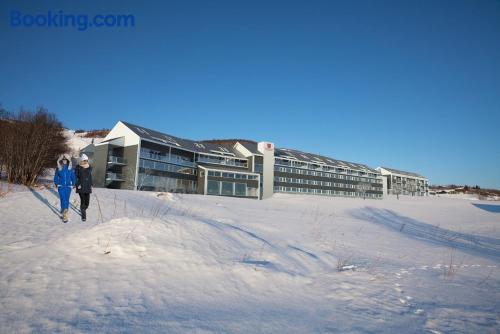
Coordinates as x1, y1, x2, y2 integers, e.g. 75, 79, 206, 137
0, 107, 68, 186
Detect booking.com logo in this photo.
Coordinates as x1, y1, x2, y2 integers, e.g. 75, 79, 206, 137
10, 10, 135, 31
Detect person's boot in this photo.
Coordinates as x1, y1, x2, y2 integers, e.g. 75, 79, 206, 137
81, 208, 86, 222
63, 209, 69, 223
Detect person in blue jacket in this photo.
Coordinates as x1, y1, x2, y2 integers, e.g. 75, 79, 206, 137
53, 155, 76, 222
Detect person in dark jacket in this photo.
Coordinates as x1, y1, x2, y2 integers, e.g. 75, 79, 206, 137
54, 155, 76, 222
75, 154, 93, 221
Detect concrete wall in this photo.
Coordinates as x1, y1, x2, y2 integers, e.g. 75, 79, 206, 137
92, 143, 109, 188
121, 145, 139, 190
197, 168, 206, 194
257, 142, 275, 199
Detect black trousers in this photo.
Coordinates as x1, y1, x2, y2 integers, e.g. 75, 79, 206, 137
79, 193, 90, 211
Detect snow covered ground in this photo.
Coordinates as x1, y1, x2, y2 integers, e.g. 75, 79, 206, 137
0, 186, 499, 333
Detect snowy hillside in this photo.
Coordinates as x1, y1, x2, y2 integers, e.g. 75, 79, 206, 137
0, 187, 499, 333
64, 129, 104, 156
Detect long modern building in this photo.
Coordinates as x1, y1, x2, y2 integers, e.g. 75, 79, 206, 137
91, 121, 399, 200
273, 148, 383, 199
376, 167, 429, 196
92, 121, 264, 199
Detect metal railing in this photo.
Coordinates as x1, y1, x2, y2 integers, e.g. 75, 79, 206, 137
108, 156, 127, 164
140, 150, 195, 167
106, 172, 124, 181
197, 156, 248, 168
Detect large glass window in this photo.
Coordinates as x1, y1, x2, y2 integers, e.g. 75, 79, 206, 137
221, 182, 233, 196
235, 183, 247, 196
207, 180, 220, 195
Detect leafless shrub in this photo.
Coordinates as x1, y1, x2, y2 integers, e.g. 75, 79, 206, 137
94, 193, 104, 224
0, 107, 68, 186
82, 129, 109, 138
443, 248, 460, 279
337, 254, 353, 272
113, 193, 117, 217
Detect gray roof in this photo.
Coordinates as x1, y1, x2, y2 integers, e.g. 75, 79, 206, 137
275, 148, 379, 173
380, 167, 426, 178
236, 141, 261, 155
121, 121, 246, 158
200, 139, 262, 155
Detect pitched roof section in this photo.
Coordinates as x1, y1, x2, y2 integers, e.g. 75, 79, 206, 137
201, 139, 262, 155
120, 121, 246, 158
380, 167, 426, 179
275, 148, 379, 173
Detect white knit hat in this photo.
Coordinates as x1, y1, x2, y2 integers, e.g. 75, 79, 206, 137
81, 154, 89, 161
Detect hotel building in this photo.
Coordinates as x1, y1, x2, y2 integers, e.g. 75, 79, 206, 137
91, 121, 419, 200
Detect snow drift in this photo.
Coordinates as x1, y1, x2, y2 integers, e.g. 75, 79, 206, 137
0, 186, 499, 333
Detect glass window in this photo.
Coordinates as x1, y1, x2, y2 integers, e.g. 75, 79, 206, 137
207, 180, 220, 195
235, 183, 246, 196
221, 182, 234, 196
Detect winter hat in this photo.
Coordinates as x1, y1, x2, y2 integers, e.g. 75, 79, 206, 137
81, 154, 89, 161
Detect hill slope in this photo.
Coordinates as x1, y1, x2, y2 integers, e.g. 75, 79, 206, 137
0, 187, 499, 333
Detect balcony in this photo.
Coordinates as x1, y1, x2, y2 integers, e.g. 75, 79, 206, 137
105, 172, 124, 186
140, 151, 195, 167
197, 155, 248, 168
108, 156, 127, 166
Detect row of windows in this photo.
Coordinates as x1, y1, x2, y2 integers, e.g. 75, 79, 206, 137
275, 158, 379, 178
207, 180, 259, 197
391, 178, 428, 185
140, 149, 249, 169
391, 184, 428, 191
274, 186, 383, 198
389, 189, 427, 196
275, 166, 382, 184
198, 154, 248, 168
140, 149, 195, 167
139, 159, 197, 175
275, 177, 381, 191
137, 173, 197, 192
207, 171, 259, 180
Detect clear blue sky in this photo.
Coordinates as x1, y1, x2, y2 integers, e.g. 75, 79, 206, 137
1, 0, 499, 188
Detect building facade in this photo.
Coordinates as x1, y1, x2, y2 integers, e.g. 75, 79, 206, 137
376, 167, 429, 196
274, 148, 383, 199
91, 121, 421, 200
92, 121, 262, 199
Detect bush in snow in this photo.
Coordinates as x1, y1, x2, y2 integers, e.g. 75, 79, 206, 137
0, 107, 68, 186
